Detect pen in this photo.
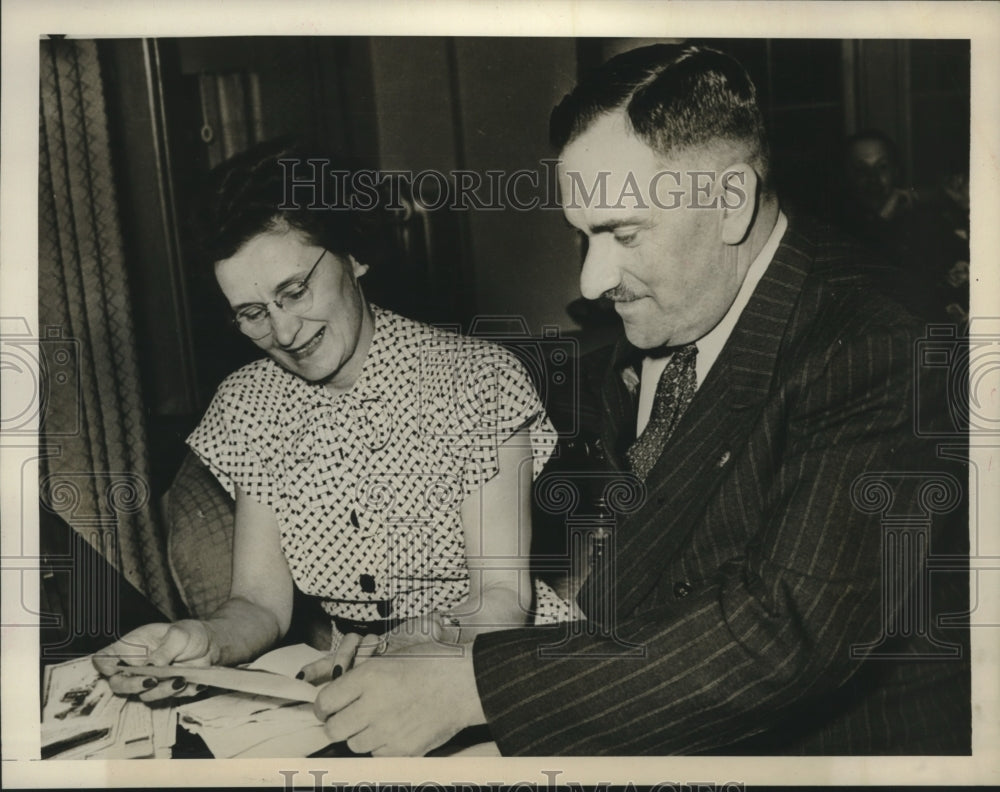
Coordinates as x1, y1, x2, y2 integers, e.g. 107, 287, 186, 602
41, 727, 111, 759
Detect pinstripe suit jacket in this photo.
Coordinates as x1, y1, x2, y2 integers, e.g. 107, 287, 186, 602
473, 218, 970, 755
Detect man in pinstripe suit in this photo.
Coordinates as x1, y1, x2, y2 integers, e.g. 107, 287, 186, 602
313, 44, 970, 756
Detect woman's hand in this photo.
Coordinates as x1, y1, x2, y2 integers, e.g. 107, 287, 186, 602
297, 614, 465, 683
91, 620, 214, 701
296, 632, 382, 683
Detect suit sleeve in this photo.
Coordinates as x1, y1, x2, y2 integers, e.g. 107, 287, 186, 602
472, 319, 936, 754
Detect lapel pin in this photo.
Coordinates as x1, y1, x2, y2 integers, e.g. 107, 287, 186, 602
716, 450, 731, 468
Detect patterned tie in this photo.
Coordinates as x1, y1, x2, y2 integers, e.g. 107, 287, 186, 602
625, 343, 698, 480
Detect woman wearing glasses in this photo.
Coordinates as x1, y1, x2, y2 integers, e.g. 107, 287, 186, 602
93, 140, 568, 700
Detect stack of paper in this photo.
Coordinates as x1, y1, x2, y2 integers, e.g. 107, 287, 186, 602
175, 694, 329, 758
174, 643, 333, 758
43, 644, 499, 758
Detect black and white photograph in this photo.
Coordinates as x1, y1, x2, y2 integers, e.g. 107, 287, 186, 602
2, 0, 998, 788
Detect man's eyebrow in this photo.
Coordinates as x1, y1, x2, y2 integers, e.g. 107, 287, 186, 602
589, 217, 646, 234
562, 215, 648, 235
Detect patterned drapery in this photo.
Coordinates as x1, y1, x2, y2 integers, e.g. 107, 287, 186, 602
38, 38, 180, 619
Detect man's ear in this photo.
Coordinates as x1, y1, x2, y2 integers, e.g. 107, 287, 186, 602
719, 164, 759, 245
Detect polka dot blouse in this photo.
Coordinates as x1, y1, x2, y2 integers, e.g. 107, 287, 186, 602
187, 306, 559, 626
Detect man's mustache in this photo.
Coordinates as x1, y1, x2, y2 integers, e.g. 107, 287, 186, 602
603, 286, 643, 302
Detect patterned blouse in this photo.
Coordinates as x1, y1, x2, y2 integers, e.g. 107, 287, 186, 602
188, 306, 559, 628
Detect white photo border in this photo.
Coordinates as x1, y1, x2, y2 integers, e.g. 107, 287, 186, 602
3, 0, 998, 787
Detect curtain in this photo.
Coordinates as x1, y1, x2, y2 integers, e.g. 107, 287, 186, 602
38, 38, 180, 620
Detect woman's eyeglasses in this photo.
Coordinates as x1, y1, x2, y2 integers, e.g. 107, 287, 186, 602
233, 249, 327, 339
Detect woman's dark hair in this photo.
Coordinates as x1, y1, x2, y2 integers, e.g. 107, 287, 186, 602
550, 43, 770, 181
189, 137, 375, 266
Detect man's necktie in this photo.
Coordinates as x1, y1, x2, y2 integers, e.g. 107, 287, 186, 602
625, 343, 698, 480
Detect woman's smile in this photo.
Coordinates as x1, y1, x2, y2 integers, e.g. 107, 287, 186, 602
285, 326, 326, 359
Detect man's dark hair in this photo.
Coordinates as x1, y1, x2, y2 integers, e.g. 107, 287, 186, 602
550, 43, 770, 178
189, 137, 373, 266
844, 128, 900, 170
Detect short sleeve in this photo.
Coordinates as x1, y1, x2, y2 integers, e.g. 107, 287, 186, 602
186, 370, 276, 507
448, 341, 557, 493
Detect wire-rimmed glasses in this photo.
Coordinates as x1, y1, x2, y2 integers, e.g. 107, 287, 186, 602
232, 249, 327, 339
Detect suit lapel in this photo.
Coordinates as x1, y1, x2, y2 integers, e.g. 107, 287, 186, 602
595, 338, 641, 470
608, 222, 816, 617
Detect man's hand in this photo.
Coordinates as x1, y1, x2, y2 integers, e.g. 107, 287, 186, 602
91, 620, 213, 702
879, 186, 917, 220
312, 642, 486, 756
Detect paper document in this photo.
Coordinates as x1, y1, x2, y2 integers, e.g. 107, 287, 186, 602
174, 644, 331, 758
41, 656, 175, 759
124, 664, 320, 702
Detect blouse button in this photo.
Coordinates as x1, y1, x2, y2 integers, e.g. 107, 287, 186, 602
673, 581, 693, 599
359, 574, 376, 593
377, 599, 393, 617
